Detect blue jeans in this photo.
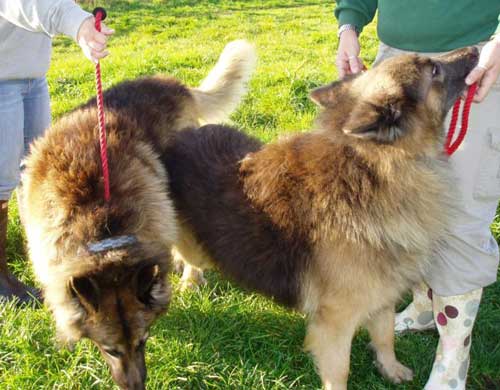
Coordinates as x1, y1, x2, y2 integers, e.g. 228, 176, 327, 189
0, 78, 51, 200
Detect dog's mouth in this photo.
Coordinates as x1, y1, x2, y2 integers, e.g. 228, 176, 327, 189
437, 46, 479, 110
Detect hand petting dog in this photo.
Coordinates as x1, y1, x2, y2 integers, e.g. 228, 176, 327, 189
336, 28, 364, 78
338, 30, 500, 104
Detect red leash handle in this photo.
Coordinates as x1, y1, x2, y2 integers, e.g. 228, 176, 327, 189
92, 7, 110, 202
444, 83, 477, 156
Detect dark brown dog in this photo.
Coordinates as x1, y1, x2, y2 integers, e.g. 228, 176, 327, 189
164, 47, 478, 389
20, 40, 256, 390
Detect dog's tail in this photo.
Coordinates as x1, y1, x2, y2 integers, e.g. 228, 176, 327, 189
191, 40, 257, 124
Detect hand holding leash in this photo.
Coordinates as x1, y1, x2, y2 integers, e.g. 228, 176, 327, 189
465, 36, 500, 102
77, 7, 114, 63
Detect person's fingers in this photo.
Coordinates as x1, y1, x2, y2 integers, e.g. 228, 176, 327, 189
91, 49, 110, 60
100, 23, 115, 35
356, 57, 365, 72
336, 54, 349, 78
337, 61, 349, 78
474, 69, 497, 102
465, 65, 487, 85
91, 32, 108, 45
88, 40, 105, 51
348, 55, 361, 74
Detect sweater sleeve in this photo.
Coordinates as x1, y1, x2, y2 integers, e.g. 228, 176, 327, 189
0, 0, 91, 40
334, 0, 378, 33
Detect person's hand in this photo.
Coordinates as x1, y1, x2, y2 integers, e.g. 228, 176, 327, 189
76, 16, 114, 63
465, 36, 500, 103
336, 29, 364, 79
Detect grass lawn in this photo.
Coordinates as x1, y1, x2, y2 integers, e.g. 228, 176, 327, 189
1, 1, 499, 389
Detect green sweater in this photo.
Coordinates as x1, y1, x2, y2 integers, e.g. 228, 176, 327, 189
335, 0, 500, 52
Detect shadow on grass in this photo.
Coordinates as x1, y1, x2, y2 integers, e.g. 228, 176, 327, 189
151, 273, 420, 389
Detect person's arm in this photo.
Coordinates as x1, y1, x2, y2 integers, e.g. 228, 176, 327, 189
0, 0, 114, 62
465, 14, 500, 103
334, 0, 378, 78
0, 0, 90, 39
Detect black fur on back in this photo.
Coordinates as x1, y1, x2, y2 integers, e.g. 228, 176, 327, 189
163, 125, 313, 307
81, 77, 193, 155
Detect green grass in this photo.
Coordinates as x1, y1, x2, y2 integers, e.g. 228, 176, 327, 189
1, 1, 499, 389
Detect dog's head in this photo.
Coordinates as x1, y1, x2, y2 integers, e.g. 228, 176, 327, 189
310, 47, 479, 150
60, 244, 170, 390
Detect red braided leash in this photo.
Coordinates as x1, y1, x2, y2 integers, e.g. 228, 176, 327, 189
93, 7, 110, 202
444, 83, 477, 156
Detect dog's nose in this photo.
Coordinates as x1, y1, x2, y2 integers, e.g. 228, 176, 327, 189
465, 47, 480, 73
468, 46, 479, 62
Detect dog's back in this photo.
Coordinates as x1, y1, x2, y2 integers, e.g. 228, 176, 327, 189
164, 125, 315, 307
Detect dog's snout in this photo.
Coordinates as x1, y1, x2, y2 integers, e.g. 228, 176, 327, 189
437, 46, 479, 79
464, 46, 479, 73
470, 46, 479, 57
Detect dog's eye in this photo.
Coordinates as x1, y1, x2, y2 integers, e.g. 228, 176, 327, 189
432, 64, 441, 78
136, 335, 149, 351
104, 348, 123, 358
136, 340, 146, 351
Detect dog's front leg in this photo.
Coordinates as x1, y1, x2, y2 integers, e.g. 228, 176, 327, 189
365, 306, 414, 384
304, 305, 362, 390
171, 242, 208, 291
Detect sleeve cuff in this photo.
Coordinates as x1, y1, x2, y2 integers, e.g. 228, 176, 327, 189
57, 2, 92, 40
337, 9, 366, 32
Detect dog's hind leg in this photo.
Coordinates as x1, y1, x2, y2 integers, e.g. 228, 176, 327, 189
304, 304, 364, 390
365, 307, 414, 384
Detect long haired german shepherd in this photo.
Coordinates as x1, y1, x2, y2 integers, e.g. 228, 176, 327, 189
20, 40, 256, 390
163, 47, 479, 389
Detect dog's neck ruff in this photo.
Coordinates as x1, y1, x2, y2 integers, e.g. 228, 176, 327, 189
87, 235, 138, 254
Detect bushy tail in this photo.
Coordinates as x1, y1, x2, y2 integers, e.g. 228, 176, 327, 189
191, 40, 257, 124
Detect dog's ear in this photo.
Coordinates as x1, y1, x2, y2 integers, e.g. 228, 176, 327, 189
310, 81, 343, 107
136, 264, 160, 305
69, 276, 100, 313
342, 101, 403, 143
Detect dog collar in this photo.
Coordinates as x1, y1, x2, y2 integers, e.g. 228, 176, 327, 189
87, 235, 138, 254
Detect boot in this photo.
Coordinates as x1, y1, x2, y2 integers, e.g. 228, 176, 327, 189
0, 200, 37, 303
424, 288, 483, 390
395, 280, 436, 333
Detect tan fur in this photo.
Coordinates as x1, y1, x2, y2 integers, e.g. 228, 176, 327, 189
20, 40, 256, 390
165, 47, 478, 389
192, 40, 257, 124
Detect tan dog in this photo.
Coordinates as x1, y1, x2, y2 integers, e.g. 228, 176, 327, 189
164, 47, 478, 389
20, 40, 256, 390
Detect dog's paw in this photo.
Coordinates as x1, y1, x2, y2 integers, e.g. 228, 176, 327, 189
375, 360, 414, 384
172, 259, 184, 275
179, 277, 207, 292
179, 267, 207, 292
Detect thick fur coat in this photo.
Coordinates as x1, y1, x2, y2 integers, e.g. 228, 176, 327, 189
21, 40, 256, 390
164, 47, 478, 390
